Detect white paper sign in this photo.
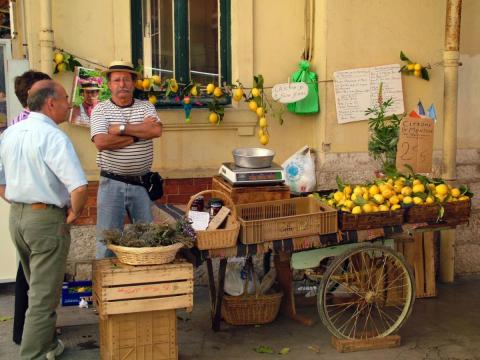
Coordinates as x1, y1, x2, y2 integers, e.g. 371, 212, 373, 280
333, 64, 404, 124
188, 210, 210, 231
272, 82, 309, 103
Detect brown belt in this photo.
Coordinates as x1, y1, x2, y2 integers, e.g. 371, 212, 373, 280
31, 203, 49, 210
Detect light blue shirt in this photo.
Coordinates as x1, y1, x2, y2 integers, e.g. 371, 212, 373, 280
0, 111, 87, 207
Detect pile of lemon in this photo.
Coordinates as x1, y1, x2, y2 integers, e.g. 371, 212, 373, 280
317, 176, 471, 215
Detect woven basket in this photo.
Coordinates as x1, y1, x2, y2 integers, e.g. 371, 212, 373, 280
107, 242, 183, 266
404, 204, 441, 224
443, 199, 471, 224
339, 208, 405, 231
221, 262, 282, 325
187, 190, 240, 250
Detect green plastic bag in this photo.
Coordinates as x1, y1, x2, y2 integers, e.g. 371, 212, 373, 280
287, 60, 319, 115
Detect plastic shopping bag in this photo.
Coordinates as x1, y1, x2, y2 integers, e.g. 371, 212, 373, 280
224, 258, 259, 296
282, 146, 316, 193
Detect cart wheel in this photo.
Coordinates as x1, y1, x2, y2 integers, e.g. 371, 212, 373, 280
317, 243, 415, 339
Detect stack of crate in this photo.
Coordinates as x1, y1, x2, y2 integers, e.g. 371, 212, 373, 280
93, 259, 194, 360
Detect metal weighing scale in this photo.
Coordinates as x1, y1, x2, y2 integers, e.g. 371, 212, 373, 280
219, 162, 285, 186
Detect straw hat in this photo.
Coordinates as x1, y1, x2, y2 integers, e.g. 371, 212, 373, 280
103, 60, 140, 77
80, 80, 101, 91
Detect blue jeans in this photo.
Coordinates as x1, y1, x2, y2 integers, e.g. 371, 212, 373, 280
96, 176, 153, 259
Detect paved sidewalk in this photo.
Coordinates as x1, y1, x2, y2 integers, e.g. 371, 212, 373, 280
1, 276, 479, 359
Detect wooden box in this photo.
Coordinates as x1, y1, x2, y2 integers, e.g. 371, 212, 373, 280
93, 259, 193, 316
395, 231, 437, 298
100, 310, 177, 360
212, 175, 290, 205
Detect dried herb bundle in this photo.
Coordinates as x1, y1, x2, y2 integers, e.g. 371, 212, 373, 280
102, 219, 196, 248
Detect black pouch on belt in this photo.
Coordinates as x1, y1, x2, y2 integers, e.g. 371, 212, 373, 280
141, 172, 164, 201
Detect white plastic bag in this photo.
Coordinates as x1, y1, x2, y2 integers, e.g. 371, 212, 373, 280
224, 258, 259, 296
282, 146, 316, 193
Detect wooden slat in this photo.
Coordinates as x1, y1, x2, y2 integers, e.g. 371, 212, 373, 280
103, 280, 193, 301
413, 233, 425, 296
421, 231, 437, 297
101, 294, 193, 315
331, 335, 401, 353
99, 267, 193, 286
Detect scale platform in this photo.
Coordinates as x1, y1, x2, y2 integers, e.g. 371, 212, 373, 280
219, 162, 285, 186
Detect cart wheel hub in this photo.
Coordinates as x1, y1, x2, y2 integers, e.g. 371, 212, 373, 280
365, 291, 376, 303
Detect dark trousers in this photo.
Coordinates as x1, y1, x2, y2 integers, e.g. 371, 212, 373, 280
13, 263, 29, 344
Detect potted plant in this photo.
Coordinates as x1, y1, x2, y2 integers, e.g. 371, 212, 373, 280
366, 83, 404, 177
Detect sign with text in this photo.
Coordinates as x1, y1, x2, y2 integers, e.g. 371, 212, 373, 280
272, 82, 308, 103
333, 64, 404, 123
395, 117, 434, 173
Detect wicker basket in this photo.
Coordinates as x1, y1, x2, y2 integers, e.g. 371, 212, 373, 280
443, 199, 471, 224
339, 209, 405, 231
405, 199, 471, 225
107, 242, 183, 266
187, 190, 240, 250
221, 262, 282, 325
235, 197, 337, 244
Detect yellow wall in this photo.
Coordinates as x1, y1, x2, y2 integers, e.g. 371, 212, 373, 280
19, 0, 480, 179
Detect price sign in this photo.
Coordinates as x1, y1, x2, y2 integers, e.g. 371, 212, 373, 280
395, 116, 434, 173
272, 82, 308, 103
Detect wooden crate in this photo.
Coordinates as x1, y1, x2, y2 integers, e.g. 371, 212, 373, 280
331, 335, 401, 353
212, 175, 290, 205
100, 310, 177, 360
395, 231, 437, 298
93, 259, 193, 316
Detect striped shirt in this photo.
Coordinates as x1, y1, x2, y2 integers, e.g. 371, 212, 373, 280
90, 99, 160, 175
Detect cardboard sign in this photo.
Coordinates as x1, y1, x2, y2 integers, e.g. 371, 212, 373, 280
272, 82, 308, 103
395, 117, 434, 173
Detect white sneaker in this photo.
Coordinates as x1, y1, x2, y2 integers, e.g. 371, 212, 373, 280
46, 339, 64, 359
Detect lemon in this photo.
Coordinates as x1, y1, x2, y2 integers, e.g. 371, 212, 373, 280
57, 62, 67, 72
233, 87, 244, 101
451, 188, 461, 198
353, 186, 363, 196
341, 207, 351, 212
148, 95, 157, 104
391, 204, 401, 211
401, 186, 413, 196
381, 189, 393, 199
206, 83, 215, 94
369, 185, 380, 196
142, 78, 151, 90
413, 197, 423, 205
258, 117, 267, 128
327, 199, 335, 207
425, 196, 434, 204
152, 75, 161, 85
258, 128, 265, 137
251, 87, 261, 97
403, 196, 413, 205
344, 199, 354, 209
459, 196, 469, 201
379, 204, 390, 212
414, 70, 421, 77
435, 194, 446, 203
394, 184, 403, 193
135, 79, 144, 90
412, 179, 422, 186
412, 184, 425, 193
435, 184, 448, 196
259, 134, 269, 145
363, 193, 370, 201
352, 206, 362, 215
414, 63, 422, 71
208, 112, 219, 124
407, 63, 415, 71
397, 194, 404, 201
379, 184, 391, 193
213, 87, 223, 97
362, 203, 373, 213
373, 194, 385, 204
389, 195, 400, 205
256, 107, 265, 117
190, 86, 198, 96
333, 191, 344, 202
344, 185, 352, 195
248, 100, 258, 112
372, 205, 380, 212
54, 52, 64, 64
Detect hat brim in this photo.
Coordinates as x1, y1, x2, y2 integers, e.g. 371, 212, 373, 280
102, 68, 140, 78
80, 87, 101, 91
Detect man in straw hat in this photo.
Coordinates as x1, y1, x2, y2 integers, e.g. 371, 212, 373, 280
90, 60, 162, 259
70, 78, 101, 126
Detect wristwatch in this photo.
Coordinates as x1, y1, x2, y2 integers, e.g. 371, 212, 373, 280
119, 124, 126, 135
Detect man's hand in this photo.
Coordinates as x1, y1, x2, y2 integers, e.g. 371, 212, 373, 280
66, 208, 80, 224
108, 124, 122, 136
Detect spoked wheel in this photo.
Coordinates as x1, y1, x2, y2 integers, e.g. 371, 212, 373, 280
317, 244, 415, 339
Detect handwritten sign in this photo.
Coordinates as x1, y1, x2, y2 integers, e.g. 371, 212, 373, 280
395, 116, 434, 173
272, 82, 308, 103
333, 64, 404, 124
